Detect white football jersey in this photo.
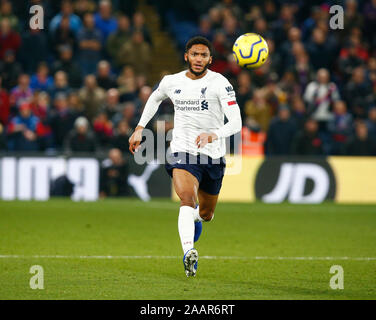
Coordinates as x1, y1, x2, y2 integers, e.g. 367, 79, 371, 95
138, 69, 242, 159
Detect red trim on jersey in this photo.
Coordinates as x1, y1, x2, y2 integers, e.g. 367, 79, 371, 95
227, 100, 237, 106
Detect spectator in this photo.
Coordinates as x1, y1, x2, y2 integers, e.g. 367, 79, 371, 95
117, 31, 151, 77
30, 91, 50, 121
363, 0, 376, 46
235, 70, 254, 121
197, 15, 214, 42
52, 45, 83, 89
49, 0, 82, 36
48, 71, 71, 100
92, 111, 113, 147
262, 0, 278, 23
244, 89, 273, 132
134, 86, 152, 115
290, 43, 314, 90
65, 116, 96, 152
9, 74, 33, 109
73, 0, 97, 19
0, 18, 21, 60
280, 27, 302, 67
78, 75, 106, 122
290, 96, 307, 130
265, 105, 297, 155
102, 88, 121, 120
30, 91, 54, 151
303, 68, 340, 130
0, 76, 10, 126
343, 66, 374, 119
106, 14, 132, 67
132, 11, 152, 46
291, 118, 324, 155
368, 57, 376, 86
117, 66, 137, 101
344, 0, 364, 31
270, 4, 295, 46
112, 101, 138, 128
221, 13, 241, 45
0, 0, 19, 31
0, 122, 6, 150
50, 15, 78, 58
94, 0, 118, 43
6, 103, 40, 151
327, 100, 353, 155
30, 63, 54, 92
68, 90, 84, 114
96, 60, 117, 90
210, 31, 230, 74
306, 28, 336, 71
365, 107, 376, 140
345, 121, 376, 155
252, 17, 271, 40
339, 41, 365, 82
100, 148, 129, 198
77, 12, 102, 75
278, 71, 301, 99
207, 7, 222, 30
263, 76, 282, 113
264, 38, 282, 77
110, 119, 131, 153
19, 28, 48, 74
0, 49, 22, 91
49, 93, 78, 149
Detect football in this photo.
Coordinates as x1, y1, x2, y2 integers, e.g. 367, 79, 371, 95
232, 33, 269, 69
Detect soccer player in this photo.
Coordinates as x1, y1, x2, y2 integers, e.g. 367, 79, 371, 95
128, 36, 242, 277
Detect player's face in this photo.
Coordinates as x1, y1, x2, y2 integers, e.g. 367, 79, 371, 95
185, 44, 212, 76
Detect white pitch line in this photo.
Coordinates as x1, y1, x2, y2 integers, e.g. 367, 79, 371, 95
0, 255, 375, 261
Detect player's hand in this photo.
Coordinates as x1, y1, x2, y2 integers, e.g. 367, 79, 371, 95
128, 126, 144, 155
195, 133, 218, 149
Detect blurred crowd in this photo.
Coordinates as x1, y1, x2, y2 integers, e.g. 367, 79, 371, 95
1, 0, 376, 157
0, 0, 152, 155
155, 0, 376, 156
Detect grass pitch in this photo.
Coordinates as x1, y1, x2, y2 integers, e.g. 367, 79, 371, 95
0, 199, 375, 300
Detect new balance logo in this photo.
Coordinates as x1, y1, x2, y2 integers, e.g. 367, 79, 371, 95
174, 89, 181, 94
225, 86, 234, 92
201, 100, 208, 110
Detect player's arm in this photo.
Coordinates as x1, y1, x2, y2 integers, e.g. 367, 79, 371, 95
196, 83, 242, 148
129, 78, 168, 154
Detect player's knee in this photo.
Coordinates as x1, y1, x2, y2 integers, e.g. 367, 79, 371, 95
179, 192, 196, 208
200, 209, 214, 222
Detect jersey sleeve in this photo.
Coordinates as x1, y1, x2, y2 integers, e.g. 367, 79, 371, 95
212, 78, 242, 139
137, 76, 169, 128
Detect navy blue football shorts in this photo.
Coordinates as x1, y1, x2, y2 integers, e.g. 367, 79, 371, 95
165, 152, 226, 195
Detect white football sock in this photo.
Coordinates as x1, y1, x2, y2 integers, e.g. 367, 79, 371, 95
178, 206, 195, 254
193, 205, 204, 222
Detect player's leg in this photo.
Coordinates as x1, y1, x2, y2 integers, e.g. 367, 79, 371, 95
192, 161, 224, 243
191, 189, 219, 243
172, 168, 200, 276
197, 188, 219, 222
172, 168, 199, 208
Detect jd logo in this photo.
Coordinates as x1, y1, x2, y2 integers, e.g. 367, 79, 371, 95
255, 159, 336, 203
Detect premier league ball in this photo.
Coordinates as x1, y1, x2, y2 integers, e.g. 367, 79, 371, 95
232, 33, 269, 69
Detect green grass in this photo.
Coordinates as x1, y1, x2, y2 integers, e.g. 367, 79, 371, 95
0, 199, 376, 299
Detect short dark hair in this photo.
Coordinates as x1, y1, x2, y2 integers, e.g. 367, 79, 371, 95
185, 36, 213, 55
